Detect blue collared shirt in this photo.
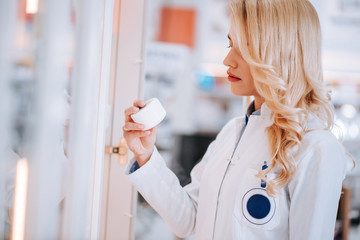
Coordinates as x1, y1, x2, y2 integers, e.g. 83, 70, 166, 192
245, 100, 261, 126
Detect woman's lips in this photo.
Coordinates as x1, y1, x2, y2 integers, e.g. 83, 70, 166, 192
227, 72, 241, 82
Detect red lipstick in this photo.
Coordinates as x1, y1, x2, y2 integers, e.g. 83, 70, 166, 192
227, 71, 242, 82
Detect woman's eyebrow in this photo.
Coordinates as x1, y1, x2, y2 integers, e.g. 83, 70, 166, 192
227, 34, 231, 40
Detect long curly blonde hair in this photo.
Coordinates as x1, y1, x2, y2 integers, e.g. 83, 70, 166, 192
230, 0, 334, 196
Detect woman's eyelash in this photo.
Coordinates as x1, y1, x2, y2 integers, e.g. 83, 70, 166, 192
227, 45, 232, 48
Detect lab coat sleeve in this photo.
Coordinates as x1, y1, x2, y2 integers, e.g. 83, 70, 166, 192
126, 141, 215, 238
287, 134, 347, 240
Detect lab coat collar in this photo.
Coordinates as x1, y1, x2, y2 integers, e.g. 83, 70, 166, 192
248, 102, 273, 128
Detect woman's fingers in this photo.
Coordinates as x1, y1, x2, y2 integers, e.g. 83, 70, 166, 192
123, 122, 144, 131
124, 99, 146, 122
124, 106, 140, 122
123, 100, 156, 163
123, 129, 151, 138
148, 126, 157, 135
133, 99, 146, 108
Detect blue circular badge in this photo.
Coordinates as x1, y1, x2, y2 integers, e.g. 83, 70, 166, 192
247, 194, 271, 219
242, 188, 276, 225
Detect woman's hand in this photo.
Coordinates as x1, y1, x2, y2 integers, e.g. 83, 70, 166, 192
123, 99, 157, 166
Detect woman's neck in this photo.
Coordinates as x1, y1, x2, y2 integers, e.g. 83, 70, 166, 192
254, 96, 264, 111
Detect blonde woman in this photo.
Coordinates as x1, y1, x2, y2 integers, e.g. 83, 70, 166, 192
123, 0, 353, 239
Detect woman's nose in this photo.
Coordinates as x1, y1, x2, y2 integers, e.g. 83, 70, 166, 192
223, 50, 233, 68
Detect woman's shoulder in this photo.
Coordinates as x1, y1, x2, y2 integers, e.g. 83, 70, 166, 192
301, 111, 339, 146
303, 128, 337, 145
295, 128, 350, 173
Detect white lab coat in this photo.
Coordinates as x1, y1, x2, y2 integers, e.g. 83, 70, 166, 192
126, 103, 352, 240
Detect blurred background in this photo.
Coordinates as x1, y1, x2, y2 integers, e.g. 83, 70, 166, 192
0, 0, 359, 239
